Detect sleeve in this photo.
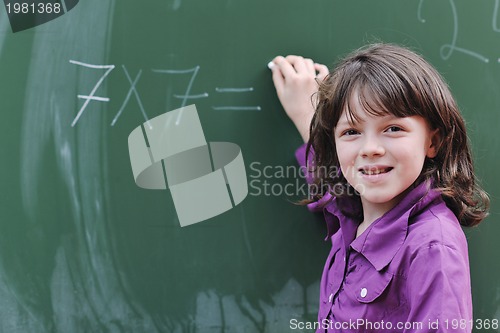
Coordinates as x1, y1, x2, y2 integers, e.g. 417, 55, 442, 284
295, 142, 332, 212
405, 243, 473, 333
294, 142, 314, 183
295, 144, 340, 239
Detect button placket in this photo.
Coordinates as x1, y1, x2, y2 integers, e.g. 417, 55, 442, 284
330, 249, 350, 305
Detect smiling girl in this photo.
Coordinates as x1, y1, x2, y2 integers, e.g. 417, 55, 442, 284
270, 44, 489, 332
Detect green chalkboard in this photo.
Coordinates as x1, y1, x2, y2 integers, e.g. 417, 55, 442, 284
0, 0, 498, 332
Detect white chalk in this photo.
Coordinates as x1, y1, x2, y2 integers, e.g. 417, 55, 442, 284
267, 61, 275, 70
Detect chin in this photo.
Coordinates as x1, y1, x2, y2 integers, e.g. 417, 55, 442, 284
362, 192, 399, 205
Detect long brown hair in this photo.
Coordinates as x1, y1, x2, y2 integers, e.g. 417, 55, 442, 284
307, 43, 489, 227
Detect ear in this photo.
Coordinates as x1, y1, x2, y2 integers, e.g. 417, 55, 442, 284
426, 128, 441, 159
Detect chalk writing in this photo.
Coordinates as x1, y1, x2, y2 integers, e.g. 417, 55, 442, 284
69, 60, 115, 127
111, 66, 150, 128
418, 0, 489, 63
494, 0, 500, 32
492, 0, 500, 63
215, 87, 254, 93
212, 106, 261, 111
213, 86, 261, 111
417, 0, 426, 23
152, 66, 209, 108
69, 63, 262, 126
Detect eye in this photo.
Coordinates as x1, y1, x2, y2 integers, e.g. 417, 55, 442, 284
342, 129, 360, 136
385, 126, 403, 133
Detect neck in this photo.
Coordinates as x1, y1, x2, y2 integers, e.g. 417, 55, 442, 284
356, 195, 402, 238
361, 200, 395, 225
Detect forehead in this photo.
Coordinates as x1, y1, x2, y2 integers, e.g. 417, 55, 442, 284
335, 100, 431, 134
337, 87, 392, 126
336, 108, 396, 127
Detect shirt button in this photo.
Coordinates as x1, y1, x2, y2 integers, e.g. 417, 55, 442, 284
329, 293, 334, 303
360, 288, 368, 298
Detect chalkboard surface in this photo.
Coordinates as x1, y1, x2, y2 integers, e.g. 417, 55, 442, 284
0, 0, 498, 332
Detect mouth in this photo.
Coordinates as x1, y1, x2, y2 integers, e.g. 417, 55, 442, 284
359, 166, 394, 175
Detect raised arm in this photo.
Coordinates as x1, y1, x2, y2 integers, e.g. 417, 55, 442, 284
269, 55, 329, 143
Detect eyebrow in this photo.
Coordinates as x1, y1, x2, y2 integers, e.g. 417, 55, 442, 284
336, 114, 401, 129
334, 120, 357, 135
336, 116, 363, 128
335, 120, 354, 128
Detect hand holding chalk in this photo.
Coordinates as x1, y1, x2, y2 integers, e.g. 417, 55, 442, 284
268, 55, 329, 142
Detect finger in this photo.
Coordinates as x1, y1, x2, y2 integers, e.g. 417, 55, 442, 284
271, 64, 285, 95
304, 58, 316, 75
273, 56, 297, 79
314, 63, 329, 81
285, 55, 308, 74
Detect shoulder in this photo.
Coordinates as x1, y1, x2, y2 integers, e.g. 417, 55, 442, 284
390, 195, 470, 275
407, 195, 467, 252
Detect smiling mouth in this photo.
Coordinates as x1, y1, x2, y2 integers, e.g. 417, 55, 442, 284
360, 167, 394, 175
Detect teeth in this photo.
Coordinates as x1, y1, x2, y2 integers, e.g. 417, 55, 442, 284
362, 168, 390, 175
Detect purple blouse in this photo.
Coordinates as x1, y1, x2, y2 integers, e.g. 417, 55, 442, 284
296, 144, 472, 333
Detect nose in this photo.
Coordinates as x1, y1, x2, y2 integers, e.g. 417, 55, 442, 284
359, 136, 385, 158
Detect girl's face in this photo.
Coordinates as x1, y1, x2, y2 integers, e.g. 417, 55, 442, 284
334, 92, 439, 215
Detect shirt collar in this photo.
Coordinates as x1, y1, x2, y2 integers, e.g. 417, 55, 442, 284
324, 179, 441, 271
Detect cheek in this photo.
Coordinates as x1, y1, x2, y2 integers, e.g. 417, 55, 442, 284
336, 143, 357, 181
335, 143, 351, 168
399, 146, 427, 175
